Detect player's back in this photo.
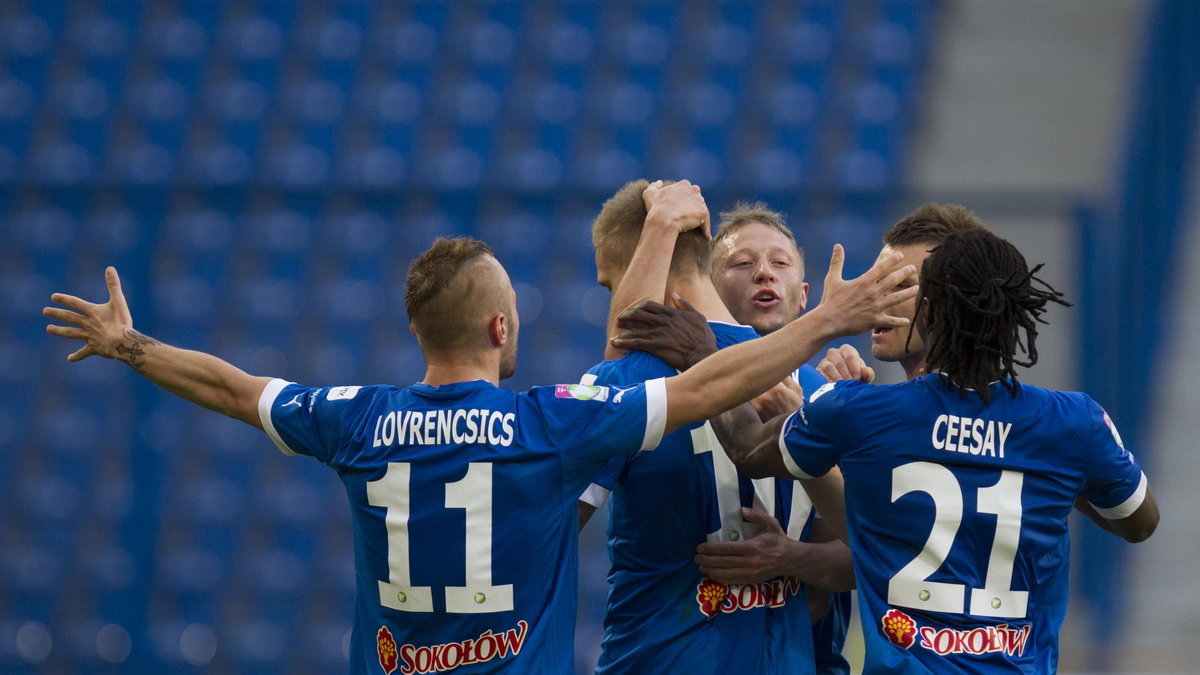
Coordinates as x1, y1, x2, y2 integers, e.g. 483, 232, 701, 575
258, 377, 666, 673
792, 375, 1146, 673
587, 323, 815, 674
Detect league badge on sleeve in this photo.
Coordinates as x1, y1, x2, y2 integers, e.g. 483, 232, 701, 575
1102, 411, 1125, 449
810, 382, 836, 402
328, 386, 362, 401
554, 384, 609, 402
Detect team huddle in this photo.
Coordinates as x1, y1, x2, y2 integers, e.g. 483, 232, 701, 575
44, 180, 1158, 674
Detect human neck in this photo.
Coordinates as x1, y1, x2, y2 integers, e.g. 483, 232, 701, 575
665, 274, 738, 323
421, 353, 501, 387
901, 355, 927, 382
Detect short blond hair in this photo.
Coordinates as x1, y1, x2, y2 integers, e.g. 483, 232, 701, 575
591, 179, 711, 274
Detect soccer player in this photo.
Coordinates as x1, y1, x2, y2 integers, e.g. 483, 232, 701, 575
625, 229, 1160, 672
705, 204, 853, 675
44, 236, 915, 674
576, 181, 851, 674
815, 203, 986, 384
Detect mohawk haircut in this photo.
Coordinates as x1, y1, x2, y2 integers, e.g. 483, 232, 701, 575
404, 236, 497, 349
883, 203, 988, 248
916, 230, 1072, 403
592, 179, 711, 275
711, 202, 804, 264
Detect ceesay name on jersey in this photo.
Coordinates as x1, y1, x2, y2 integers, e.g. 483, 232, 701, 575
373, 409, 517, 448
931, 414, 1013, 458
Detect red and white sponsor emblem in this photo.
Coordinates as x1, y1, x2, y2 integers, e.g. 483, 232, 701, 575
693, 576, 803, 619
879, 608, 1032, 658
377, 626, 399, 675
882, 609, 917, 649
398, 620, 529, 674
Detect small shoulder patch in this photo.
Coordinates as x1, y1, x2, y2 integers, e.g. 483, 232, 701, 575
555, 384, 609, 402
1102, 411, 1125, 449
809, 382, 836, 402
327, 386, 362, 401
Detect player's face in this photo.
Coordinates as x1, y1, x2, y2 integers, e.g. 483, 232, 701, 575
711, 222, 808, 335
870, 243, 930, 365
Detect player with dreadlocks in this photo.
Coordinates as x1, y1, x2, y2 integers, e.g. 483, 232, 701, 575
914, 229, 1071, 402
613, 227, 1159, 672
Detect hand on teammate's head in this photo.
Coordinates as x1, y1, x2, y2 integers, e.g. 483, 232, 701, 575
611, 294, 716, 371
642, 179, 711, 239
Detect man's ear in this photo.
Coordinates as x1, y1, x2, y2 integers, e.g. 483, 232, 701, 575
799, 281, 811, 312
409, 323, 418, 339
487, 312, 508, 348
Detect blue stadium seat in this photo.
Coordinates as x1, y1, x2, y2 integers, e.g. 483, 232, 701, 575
145, 16, 209, 64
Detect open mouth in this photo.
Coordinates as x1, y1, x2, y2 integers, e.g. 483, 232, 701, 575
872, 326, 894, 337
752, 289, 780, 309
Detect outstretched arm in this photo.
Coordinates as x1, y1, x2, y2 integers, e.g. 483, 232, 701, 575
604, 180, 710, 360
656, 245, 916, 437
45, 267, 270, 428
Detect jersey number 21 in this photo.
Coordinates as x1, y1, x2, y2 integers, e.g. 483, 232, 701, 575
888, 462, 1029, 619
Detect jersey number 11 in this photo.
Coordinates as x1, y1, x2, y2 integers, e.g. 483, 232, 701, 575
367, 462, 514, 614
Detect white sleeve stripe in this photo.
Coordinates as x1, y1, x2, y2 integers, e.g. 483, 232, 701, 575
258, 378, 299, 456
579, 483, 611, 508
778, 412, 816, 479
639, 377, 668, 451
1091, 471, 1148, 519
579, 373, 598, 386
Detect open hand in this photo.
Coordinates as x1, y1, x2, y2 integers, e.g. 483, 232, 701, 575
44, 267, 141, 363
812, 245, 917, 338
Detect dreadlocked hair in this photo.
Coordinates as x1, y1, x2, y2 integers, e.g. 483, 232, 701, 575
915, 230, 1072, 403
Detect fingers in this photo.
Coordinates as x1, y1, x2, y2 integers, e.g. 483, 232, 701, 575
875, 285, 920, 324
46, 324, 87, 340
695, 543, 751, 558
824, 244, 845, 284
875, 263, 918, 293
859, 365, 876, 384
105, 266, 130, 317
670, 293, 700, 314
781, 378, 804, 396
43, 306, 85, 326
67, 345, 95, 362
818, 348, 852, 382
868, 251, 908, 284
609, 335, 655, 350
50, 292, 95, 313
740, 507, 784, 534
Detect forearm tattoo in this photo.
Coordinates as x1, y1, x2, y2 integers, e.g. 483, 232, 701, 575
115, 328, 158, 373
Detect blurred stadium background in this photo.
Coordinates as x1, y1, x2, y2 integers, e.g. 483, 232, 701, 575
1, 0, 1196, 672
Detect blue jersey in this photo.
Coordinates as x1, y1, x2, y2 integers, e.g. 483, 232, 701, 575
584, 322, 816, 674
794, 363, 828, 401
257, 376, 667, 674
780, 375, 1148, 674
